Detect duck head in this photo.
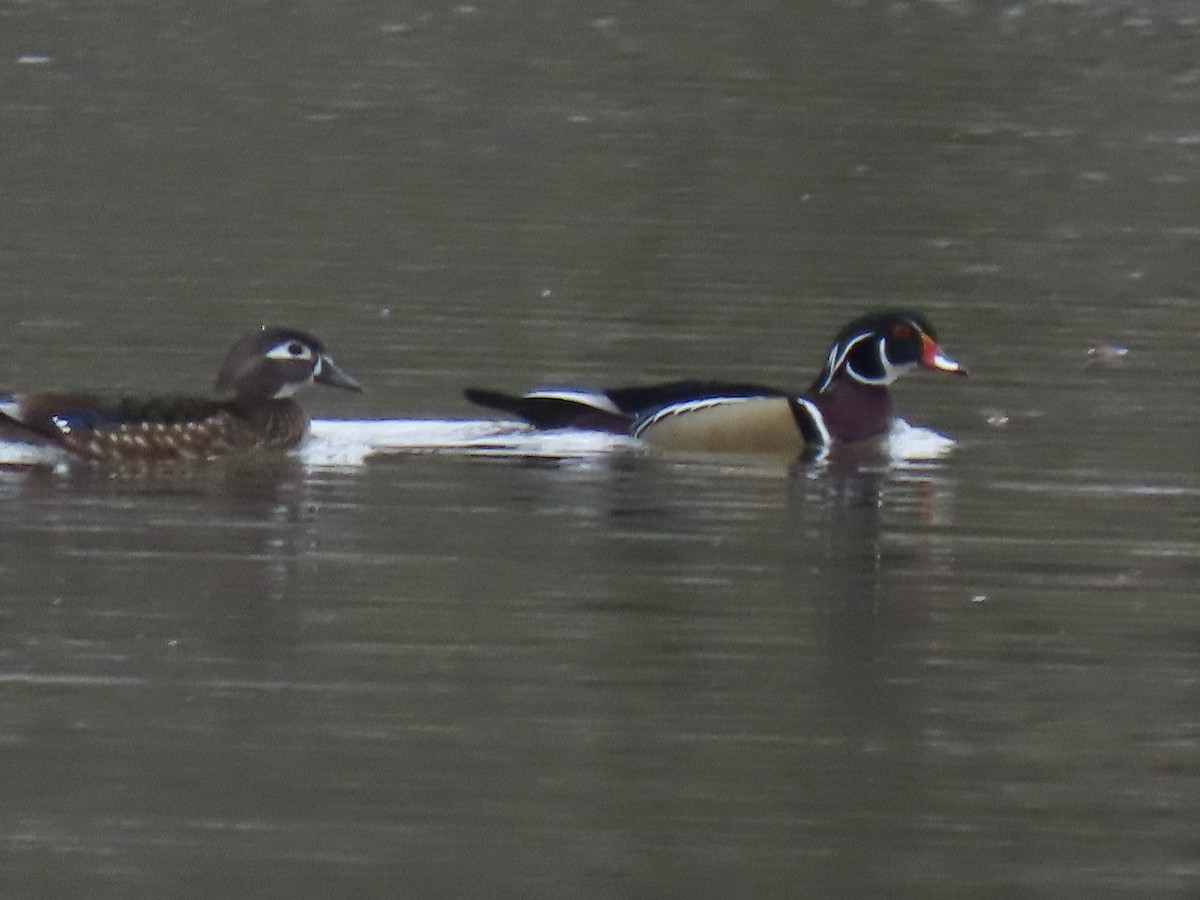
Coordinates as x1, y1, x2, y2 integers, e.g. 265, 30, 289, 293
811, 310, 965, 394
215, 327, 364, 401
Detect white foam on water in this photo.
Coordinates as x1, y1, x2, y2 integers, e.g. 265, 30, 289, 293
0, 417, 955, 471
304, 417, 958, 468
0, 442, 63, 467
302, 418, 641, 467
885, 418, 957, 461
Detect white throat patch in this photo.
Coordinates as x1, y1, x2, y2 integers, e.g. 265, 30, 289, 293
267, 345, 320, 398
272, 379, 310, 399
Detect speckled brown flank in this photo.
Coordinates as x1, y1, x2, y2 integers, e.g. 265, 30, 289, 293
53, 401, 311, 463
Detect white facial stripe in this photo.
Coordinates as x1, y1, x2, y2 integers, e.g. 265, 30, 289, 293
265, 341, 315, 362
877, 336, 899, 384
832, 331, 874, 376
817, 330, 875, 393
845, 336, 915, 386
824, 343, 841, 381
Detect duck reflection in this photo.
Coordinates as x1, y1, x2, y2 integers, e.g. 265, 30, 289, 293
3, 458, 319, 668
790, 447, 956, 890
482, 446, 958, 892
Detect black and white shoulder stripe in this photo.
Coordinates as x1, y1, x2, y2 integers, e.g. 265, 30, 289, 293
788, 397, 831, 445
632, 396, 760, 438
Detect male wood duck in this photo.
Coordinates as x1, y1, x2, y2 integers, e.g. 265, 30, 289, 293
0, 326, 362, 463
465, 310, 965, 453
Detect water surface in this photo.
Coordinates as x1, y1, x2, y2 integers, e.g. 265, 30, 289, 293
2, 2, 1199, 898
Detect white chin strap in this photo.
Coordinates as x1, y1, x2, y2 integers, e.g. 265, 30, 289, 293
272, 357, 319, 399
823, 334, 909, 389
844, 336, 908, 386
818, 331, 870, 392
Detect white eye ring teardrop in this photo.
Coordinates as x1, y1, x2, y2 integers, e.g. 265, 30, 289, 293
266, 340, 314, 362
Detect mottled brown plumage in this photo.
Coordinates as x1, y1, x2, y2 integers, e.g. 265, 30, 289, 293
0, 327, 362, 464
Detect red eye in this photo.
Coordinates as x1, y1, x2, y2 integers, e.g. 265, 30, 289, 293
891, 323, 914, 341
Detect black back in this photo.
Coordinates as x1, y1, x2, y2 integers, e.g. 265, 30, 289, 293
603, 380, 789, 416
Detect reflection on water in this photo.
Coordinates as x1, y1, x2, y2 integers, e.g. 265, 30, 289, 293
3, 425, 1199, 896
2, 439, 963, 898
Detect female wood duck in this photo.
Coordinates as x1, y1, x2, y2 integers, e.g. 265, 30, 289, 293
465, 310, 966, 453
0, 327, 362, 463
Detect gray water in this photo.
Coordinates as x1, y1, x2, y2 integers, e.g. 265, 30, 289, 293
2, 2, 1200, 898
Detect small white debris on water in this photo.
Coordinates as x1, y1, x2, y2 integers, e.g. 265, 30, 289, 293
1086, 343, 1130, 368
982, 408, 1010, 428
17, 54, 53, 65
